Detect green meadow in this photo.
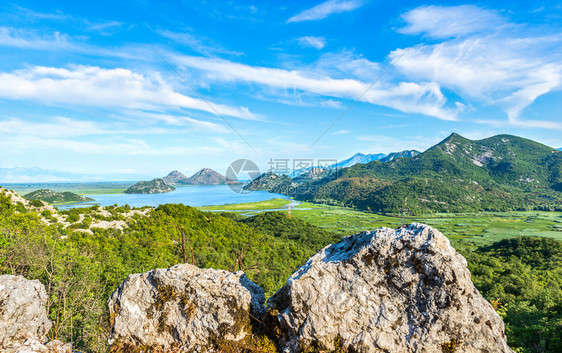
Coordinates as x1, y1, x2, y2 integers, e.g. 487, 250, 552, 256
199, 198, 562, 248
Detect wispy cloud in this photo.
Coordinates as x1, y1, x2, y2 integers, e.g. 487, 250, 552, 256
0, 115, 227, 139
130, 111, 230, 133
0, 65, 257, 120
158, 29, 243, 56
0, 134, 225, 157
399, 5, 505, 39
288, 0, 364, 23
172, 53, 456, 120
0, 26, 74, 50
395, 5, 562, 128
297, 36, 326, 49
357, 134, 438, 153
332, 129, 350, 135
10, 5, 69, 21
87, 20, 123, 32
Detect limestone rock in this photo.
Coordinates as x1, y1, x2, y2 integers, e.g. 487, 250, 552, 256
0, 275, 52, 350
108, 264, 265, 351
1, 339, 71, 353
266, 223, 513, 353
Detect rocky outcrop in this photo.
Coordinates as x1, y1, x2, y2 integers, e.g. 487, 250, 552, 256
2, 339, 72, 353
106, 224, 513, 352
0, 275, 70, 353
0, 275, 52, 350
108, 264, 265, 352
266, 223, 513, 353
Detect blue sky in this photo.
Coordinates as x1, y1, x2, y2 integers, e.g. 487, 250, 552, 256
0, 0, 561, 181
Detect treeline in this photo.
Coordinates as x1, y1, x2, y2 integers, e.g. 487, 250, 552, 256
294, 176, 562, 215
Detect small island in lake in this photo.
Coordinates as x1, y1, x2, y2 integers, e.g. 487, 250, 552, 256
24, 189, 94, 204
124, 178, 175, 194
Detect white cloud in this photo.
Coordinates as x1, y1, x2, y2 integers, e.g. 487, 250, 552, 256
0, 134, 224, 157
172, 54, 456, 120
0, 65, 257, 120
0, 27, 74, 50
158, 29, 243, 56
297, 36, 326, 49
0, 117, 107, 138
131, 111, 230, 133
399, 5, 505, 39
357, 134, 438, 153
311, 51, 380, 81
395, 5, 562, 128
87, 20, 123, 32
332, 129, 350, 135
288, 0, 364, 23
0, 115, 228, 139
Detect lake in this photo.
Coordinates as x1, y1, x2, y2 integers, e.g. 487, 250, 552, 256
57, 185, 289, 209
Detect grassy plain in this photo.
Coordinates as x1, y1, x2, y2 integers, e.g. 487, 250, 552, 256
199, 198, 562, 248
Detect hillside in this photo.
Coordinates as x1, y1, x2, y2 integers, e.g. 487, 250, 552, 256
291, 133, 562, 214
125, 178, 175, 194
162, 170, 188, 185
24, 189, 94, 204
243, 172, 297, 192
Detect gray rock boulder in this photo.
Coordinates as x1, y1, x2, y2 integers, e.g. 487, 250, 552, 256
0, 275, 52, 350
107, 263, 265, 351
1, 339, 71, 353
266, 223, 513, 353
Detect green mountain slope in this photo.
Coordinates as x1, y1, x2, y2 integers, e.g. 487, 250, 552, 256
292, 133, 562, 214
244, 172, 297, 192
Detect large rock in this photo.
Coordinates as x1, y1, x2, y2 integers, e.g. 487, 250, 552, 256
108, 264, 265, 351
266, 223, 513, 353
0, 275, 52, 350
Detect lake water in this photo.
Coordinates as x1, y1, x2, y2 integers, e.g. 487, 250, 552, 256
57, 185, 289, 209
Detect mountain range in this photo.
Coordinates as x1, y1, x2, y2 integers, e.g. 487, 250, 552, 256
271, 133, 562, 214
162, 168, 238, 185
332, 150, 421, 169
290, 149, 421, 179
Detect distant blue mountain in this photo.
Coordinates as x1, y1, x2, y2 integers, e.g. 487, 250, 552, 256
290, 150, 421, 179
558, 148, 562, 151
331, 153, 387, 169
